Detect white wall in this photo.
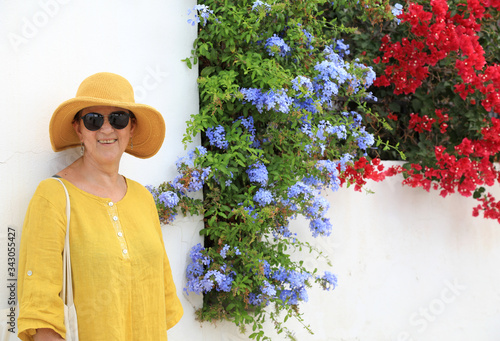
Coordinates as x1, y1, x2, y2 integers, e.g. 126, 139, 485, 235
0, 1, 201, 339
2, 2, 500, 341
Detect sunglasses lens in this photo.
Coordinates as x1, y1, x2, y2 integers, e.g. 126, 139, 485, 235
109, 112, 130, 129
81, 111, 130, 131
82, 113, 104, 131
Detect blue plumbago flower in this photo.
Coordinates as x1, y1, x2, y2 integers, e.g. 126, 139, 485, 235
220, 244, 230, 259
300, 122, 314, 139
363, 66, 376, 88
196, 145, 208, 156
175, 145, 207, 168
301, 176, 322, 187
317, 271, 338, 291
246, 161, 268, 186
185, 245, 235, 295
261, 280, 277, 297
267, 89, 293, 113
351, 60, 377, 89
287, 181, 313, 200
159, 191, 179, 208
304, 195, 330, 219
335, 39, 350, 56
265, 34, 291, 57
254, 188, 273, 206
206, 268, 234, 292
206, 125, 229, 149
309, 217, 332, 237
240, 87, 293, 114
234, 247, 241, 255
316, 160, 340, 191
316, 45, 376, 100
338, 153, 354, 171
187, 5, 214, 26
248, 293, 264, 305
291, 76, 313, 97
364, 91, 378, 102
234, 116, 256, 145
244, 205, 259, 219
301, 28, 314, 50
271, 267, 311, 305
185, 243, 214, 295
273, 224, 295, 240
354, 127, 375, 150
313, 55, 351, 107
146, 185, 160, 202
262, 260, 272, 277
252, 0, 271, 12
392, 3, 403, 24
341, 111, 363, 131
172, 166, 211, 193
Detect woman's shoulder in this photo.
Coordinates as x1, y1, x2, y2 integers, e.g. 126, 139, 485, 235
35, 177, 66, 194
29, 177, 67, 207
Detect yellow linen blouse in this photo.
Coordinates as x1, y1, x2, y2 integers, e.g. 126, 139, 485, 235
17, 177, 183, 341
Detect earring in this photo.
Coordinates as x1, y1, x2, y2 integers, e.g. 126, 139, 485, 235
130, 138, 134, 150
80, 142, 84, 156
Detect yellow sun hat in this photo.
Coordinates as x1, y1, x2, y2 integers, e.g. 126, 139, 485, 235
49, 72, 165, 159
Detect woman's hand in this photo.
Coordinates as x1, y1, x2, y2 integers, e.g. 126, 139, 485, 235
33, 328, 65, 341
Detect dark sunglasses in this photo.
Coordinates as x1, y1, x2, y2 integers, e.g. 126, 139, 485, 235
80, 111, 131, 131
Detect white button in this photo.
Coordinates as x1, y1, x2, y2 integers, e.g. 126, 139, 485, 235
117, 232, 123, 237
113, 216, 118, 221
108, 202, 114, 207
27, 271, 32, 276
122, 249, 128, 254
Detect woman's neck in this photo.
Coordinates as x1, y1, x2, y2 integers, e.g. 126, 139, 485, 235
57, 157, 128, 202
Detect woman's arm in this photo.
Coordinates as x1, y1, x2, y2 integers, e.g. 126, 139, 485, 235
33, 328, 64, 341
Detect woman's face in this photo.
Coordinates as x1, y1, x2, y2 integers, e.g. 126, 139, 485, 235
73, 105, 136, 165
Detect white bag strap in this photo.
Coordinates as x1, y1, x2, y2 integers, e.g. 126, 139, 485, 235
53, 178, 74, 306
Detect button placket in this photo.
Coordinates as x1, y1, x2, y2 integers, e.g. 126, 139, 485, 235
107, 202, 130, 259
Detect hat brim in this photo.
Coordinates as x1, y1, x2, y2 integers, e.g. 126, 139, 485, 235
50, 97, 165, 159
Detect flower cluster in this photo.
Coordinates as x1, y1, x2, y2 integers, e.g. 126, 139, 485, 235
247, 161, 268, 186
338, 157, 402, 192
185, 244, 235, 295
403, 118, 500, 222
247, 262, 311, 307
252, 0, 271, 12
265, 34, 291, 57
187, 5, 215, 26
374, 0, 500, 113
254, 188, 273, 206
391, 3, 403, 24
317, 271, 338, 291
370, 0, 500, 221
206, 125, 229, 149
240, 87, 293, 114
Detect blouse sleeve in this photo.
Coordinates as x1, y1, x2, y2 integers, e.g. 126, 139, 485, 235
149, 195, 184, 330
17, 180, 67, 341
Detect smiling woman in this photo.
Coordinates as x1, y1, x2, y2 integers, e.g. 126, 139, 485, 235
17, 72, 183, 341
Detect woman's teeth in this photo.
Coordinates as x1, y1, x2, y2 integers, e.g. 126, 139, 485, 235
99, 139, 117, 144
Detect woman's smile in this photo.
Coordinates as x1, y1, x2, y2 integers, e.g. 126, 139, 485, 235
98, 138, 118, 144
